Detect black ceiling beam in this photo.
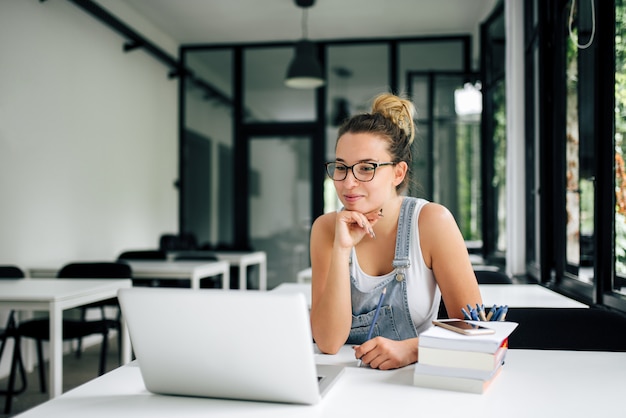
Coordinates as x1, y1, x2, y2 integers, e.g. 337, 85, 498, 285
61, 0, 233, 108
66, 0, 179, 71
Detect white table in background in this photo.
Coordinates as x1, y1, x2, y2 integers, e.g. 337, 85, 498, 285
478, 284, 587, 308
0, 279, 132, 399
13, 345, 625, 417
29, 261, 231, 290
271, 283, 588, 309
168, 251, 267, 291
214, 251, 267, 291
125, 260, 230, 289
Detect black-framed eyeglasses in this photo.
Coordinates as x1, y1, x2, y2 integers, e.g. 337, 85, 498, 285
324, 161, 396, 182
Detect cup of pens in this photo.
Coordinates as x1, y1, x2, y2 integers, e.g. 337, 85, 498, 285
462, 304, 508, 322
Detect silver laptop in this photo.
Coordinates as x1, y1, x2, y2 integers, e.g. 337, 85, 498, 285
117, 287, 343, 405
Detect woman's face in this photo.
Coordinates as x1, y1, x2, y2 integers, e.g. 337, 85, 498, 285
333, 132, 405, 213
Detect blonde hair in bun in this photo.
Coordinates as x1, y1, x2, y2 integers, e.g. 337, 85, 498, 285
370, 93, 416, 145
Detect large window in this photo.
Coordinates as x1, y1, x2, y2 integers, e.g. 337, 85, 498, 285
615, 0, 626, 295
527, 0, 626, 312
481, 4, 506, 263
564, 0, 595, 285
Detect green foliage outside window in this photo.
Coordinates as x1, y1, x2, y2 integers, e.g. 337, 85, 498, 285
615, 1, 626, 276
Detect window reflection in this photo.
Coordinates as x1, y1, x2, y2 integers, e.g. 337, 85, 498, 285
183, 49, 235, 248
244, 47, 317, 122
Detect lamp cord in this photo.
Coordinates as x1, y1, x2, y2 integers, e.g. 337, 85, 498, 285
568, 0, 595, 49
301, 8, 309, 39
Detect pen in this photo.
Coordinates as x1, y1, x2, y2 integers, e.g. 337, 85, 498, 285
491, 306, 502, 321
470, 308, 479, 321
497, 305, 508, 321
461, 307, 472, 320
357, 287, 387, 367
477, 303, 487, 321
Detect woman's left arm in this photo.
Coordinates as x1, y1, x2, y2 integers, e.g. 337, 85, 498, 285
418, 203, 482, 319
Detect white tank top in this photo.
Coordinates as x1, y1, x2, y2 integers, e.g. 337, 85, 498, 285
350, 198, 441, 335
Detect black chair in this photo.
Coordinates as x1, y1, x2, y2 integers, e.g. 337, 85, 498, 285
159, 233, 198, 252
56, 262, 132, 360
117, 250, 179, 287
506, 307, 626, 351
474, 269, 514, 284
0, 266, 27, 414
117, 250, 167, 260
11, 262, 130, 395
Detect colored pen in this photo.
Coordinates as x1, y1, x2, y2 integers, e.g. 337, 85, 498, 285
470, 308, 479, 321
498, 305, 509, 321
357, 287, 387, 367
461, 307, 472, 320
477, 303, 487, 321
491, 306, 502, 321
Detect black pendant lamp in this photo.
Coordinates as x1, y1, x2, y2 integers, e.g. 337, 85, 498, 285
285, 0, 324, 89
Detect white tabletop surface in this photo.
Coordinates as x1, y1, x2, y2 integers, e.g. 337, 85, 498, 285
0, 279, 132, 399
478, 284, 588, 308
167, 251, 268, 291
112, 260, 230, 289
272, 282, 588, 309
15, 345, 625, 417
28, 261, 232, 290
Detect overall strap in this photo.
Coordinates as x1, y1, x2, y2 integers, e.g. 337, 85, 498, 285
392, 197, 418, 279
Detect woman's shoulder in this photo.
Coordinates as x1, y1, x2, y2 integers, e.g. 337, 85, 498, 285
311, 211, 337, 233
415, 200, 457, 234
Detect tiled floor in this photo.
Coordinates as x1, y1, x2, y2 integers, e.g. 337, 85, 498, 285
0, 337, 121, 417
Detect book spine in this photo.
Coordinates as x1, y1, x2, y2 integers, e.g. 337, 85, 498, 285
418, 337, 509, 354
412, 365, 503, 394
414, 362, 503, 380
418, 346, 507, 370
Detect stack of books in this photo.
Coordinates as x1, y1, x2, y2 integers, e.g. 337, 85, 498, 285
413, 320, 518, 394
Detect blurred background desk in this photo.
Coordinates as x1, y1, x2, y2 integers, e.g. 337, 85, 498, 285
30, 261, 230, 290
122, 260, 230, 289
271, 283, 588, 309
0, 278, 132, 399
169, 251, 267, 291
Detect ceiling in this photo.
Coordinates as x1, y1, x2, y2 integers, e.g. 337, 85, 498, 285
115, 0, 499, 46
102, 0, 500, 121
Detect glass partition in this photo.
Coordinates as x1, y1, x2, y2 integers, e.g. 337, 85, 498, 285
408, 73, 482, 242
399, 40, 467, 93
182, 49, 234, 248
244, 47, 317, 122
249, 136, 312, 288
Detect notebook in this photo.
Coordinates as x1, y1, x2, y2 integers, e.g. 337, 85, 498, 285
117, 287, 344, 405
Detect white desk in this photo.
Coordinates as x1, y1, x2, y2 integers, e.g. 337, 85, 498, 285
170, 251, 267, 291
213, 251, 267, 291
124, 260, 230, 289
0, 279, 132, 399
272, 283, 588, 309
14, 346, 625, 417
479, 284, 587, 308
29, 261, 231, 290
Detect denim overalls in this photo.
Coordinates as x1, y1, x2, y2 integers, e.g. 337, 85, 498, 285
346, 197, 419, 344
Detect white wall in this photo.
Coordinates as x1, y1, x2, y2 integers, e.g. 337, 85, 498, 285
0, 0, 179, 269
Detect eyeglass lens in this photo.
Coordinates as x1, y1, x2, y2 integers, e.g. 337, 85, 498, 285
326, 163, 378, 182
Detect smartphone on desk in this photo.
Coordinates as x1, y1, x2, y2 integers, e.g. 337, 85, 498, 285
432, 319, 496, 336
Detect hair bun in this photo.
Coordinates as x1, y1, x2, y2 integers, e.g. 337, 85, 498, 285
371, 93, 416, 144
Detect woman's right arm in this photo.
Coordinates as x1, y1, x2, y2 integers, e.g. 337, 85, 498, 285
309, 213, 353, 354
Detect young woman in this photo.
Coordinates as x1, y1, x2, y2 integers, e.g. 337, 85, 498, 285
309, 93, 482, 370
